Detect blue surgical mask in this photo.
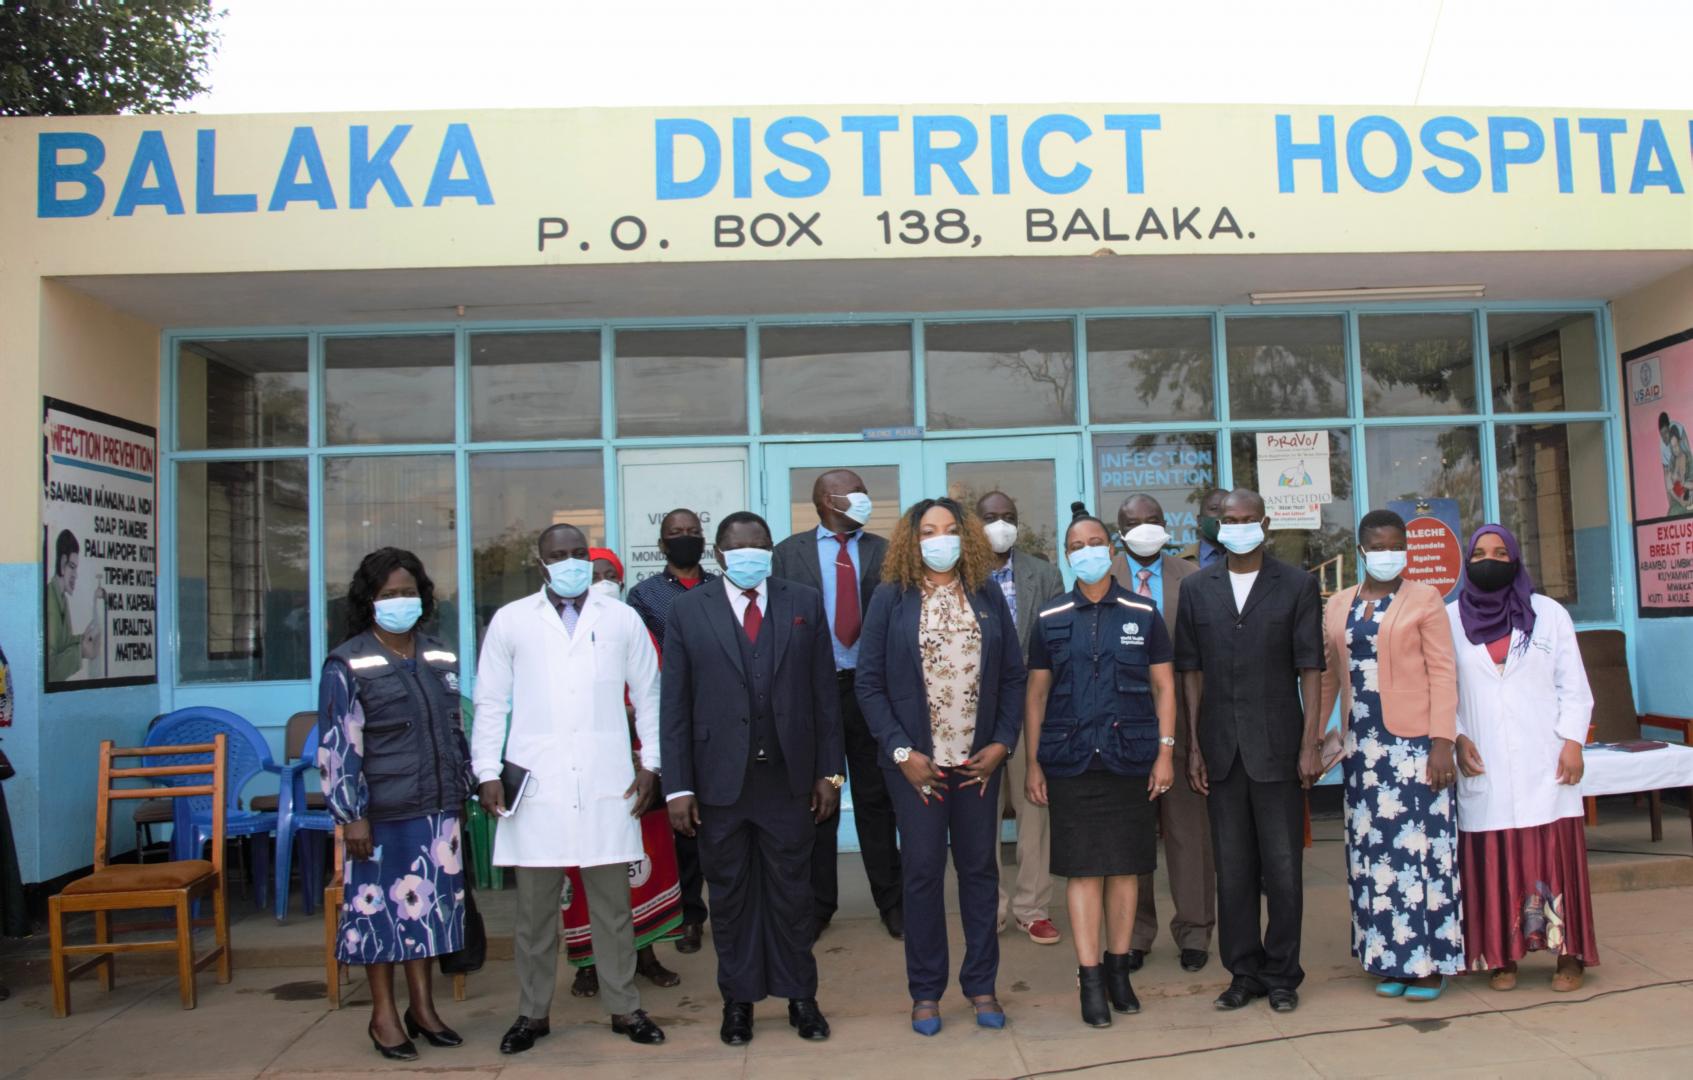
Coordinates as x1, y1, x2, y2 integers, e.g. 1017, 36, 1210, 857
919, 535, 961, 572
373, 596, 423, 634
1363, 549, 1408, 583
544, 557, 592, 598
1068, 544, 1112, 584
834, 492, 873, 526
722, 547, 773, 590
1217, 522, 1265, 555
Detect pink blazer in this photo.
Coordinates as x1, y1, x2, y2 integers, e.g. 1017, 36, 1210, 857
1318, 580, 1458, 743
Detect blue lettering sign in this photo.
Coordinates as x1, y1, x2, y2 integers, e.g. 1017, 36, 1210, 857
1419, 116, 1481, 193
1276, 113, 1338, 194
1629, 118, 1684, 193
422, 123, 494, 206
350, 124, 414, 209
1487, 116, 1543, 193
1103, 114, 1160, 194
1345, 115, 1411, 193
840, 115, 897, 196
113, 130, 184, 216
1021, 113, 1092, 195
762, 115, 831, 199
268, 126, 337, 210
912, 115, 979, 196
655, 118, 720, 200
37, 132, 105, 218
195, 130, 257, 214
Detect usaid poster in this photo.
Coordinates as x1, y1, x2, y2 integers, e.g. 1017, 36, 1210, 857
41, 398, 157, 690
1623, 331, 1693, 618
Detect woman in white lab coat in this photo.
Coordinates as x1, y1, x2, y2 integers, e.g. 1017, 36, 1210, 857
1447, 524, 1598, 994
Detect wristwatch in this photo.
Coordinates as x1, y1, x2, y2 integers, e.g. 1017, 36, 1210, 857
892, 747, 913, 764
825, 774, 846, 789
1158, 736, 1177, 747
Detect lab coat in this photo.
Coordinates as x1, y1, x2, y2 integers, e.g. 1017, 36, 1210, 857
1446, 594, 1593, 833
472, 589, 661, 868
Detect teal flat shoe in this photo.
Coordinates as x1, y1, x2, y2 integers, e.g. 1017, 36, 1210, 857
1375, 980, 1408, 998
1404, 977, 1447, 1002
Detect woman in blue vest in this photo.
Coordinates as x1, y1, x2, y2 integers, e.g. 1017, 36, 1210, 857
318, 547, 473, 1061
1025, 503, 1178, 1027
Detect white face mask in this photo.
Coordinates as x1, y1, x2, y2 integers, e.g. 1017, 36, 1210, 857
1362, 550, 1407, 583
833, 492, 873, 526
1123, 523, 1170, 558
982, 519, 1019, 554
589, 579, 622, 601
1217, 522, 1265, 555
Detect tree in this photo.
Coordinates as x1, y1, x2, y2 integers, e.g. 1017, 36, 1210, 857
1, 1, 223, 116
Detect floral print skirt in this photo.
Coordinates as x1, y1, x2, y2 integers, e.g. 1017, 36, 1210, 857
337, 812, 466, 965
1459, 817, 1600, 970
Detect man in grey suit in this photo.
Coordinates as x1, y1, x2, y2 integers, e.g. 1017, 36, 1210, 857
770, 469, 901, 940
977, 491, 1065, 946
1110, 493, 1216, 973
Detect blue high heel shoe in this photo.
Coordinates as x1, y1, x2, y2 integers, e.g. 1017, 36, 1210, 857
911, 1000, 942, 1037
970, 995, 1006, 1029
1404, 977, 1448, 1002
1375, 980, 1408, 998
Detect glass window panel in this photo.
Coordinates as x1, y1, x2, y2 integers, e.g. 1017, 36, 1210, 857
176, 338, 308, 450
175, 459, 311, 683
1489, 312, 1602, 414
760, 324, 913, 434
1364, 423, 1483, 539
322, 454, 458, 652
324, 335, 455, 445
471, 450, 605, 650
1494, 421, 1614, 621
1230, 429, 1357, 592
470, 331, 601, 441
925, 320, 1076, 430
1093, 433, 1220, 554
787, 465, 902, 540
1359, 314, 1477, 416
1087, 317, 1215, 422
945, 459, 1060, 562
1224, 316, 1348, 420
616, 328, 746, 437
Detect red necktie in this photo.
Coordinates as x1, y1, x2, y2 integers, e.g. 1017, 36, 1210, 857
833, 533, 860, 648
742, 589, 763, 642
1136, 568, 1154, 599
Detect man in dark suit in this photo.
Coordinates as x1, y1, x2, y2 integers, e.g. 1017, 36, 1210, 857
1110, 493, 1215, 974
770, 468, 902, 940
1172, 488, 1324, 1014
662, 510, 844, 1046
976, 490, 1064, 947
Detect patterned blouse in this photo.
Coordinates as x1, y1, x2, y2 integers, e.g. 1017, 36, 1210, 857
919, 579, 982, 767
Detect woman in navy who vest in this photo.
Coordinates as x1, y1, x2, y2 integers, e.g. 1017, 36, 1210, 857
855, 496, 1026, 1037
318, 547, 474, 1061
1024, 503, 1178, 1028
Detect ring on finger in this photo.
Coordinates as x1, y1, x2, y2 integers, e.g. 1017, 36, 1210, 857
921, 784, 933, 796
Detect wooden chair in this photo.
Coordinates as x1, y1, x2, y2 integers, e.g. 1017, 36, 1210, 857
1578, 629, 1693, 841
323, 825, 465, 1009
49, 736, 231, 1017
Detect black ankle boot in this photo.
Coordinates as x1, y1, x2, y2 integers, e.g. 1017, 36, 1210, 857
1103, 952, 1142, 1014
1078, 965, 1112, 1028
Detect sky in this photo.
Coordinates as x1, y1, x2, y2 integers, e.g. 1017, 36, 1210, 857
185, 0, 1693, 115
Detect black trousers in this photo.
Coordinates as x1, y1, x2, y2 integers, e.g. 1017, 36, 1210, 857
813, 673, 903, 921
697, 762, 819, 1003
1206, 754, 1305, 992
674, 832, 707, 928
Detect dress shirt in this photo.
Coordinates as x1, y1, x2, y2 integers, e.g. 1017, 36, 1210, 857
1197, 538, 1224, 569
815, 523, 862, 670
667, 579, 769, 803
1126, 554, 1163, 614
546, 589, 586, 635
989, 561, 1017, 629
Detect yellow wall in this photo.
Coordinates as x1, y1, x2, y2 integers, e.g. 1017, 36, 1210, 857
1614, 265, 1693, 353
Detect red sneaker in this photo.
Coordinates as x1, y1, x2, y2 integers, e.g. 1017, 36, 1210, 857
1021, 918, 1061, 945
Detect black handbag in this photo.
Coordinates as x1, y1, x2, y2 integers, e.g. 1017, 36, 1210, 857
439, 821, 486, 975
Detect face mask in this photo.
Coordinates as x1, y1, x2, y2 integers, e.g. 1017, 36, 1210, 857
722, 547, 773, 590
919, 535, 961, 572
663, 534, 705, 569
1362, 549, 1407, 583
544, 557, 592, 598
1199, 515, 1222, 544
983, 519, 1019, 554
833, 492, 873, 526
1466, 557, 1518, 593
1217, 522, 1265, 555
373, 596, 423, 634
1068, 544, 1112, 584
1124, 523, 1170, 559
590, 579, 622, 601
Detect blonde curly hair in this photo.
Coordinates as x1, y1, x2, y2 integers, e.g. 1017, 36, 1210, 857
881, 497, 995, 593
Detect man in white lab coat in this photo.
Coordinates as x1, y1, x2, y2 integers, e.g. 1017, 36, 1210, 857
473, 523, 666, 1053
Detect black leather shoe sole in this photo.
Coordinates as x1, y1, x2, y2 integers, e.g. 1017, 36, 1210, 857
498, 1024, 550, 1055
612, 1015, 666, 1044
1214, 987, 1265, 1011
675, 925, 703, 954
1180, 949, 1210, 973
1269, 990, 1299, 1013
722, 1004, 754, 1046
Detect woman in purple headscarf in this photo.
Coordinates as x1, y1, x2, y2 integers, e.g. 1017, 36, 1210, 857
1445, 524, 1597, 993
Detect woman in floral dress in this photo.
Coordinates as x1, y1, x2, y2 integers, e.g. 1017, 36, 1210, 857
319, 547, 473, 1060
1319, 510, 1464, 1000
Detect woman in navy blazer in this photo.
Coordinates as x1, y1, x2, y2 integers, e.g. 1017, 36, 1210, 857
855, 496, 1026, 1036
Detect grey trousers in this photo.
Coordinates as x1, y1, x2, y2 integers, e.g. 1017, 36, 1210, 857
1132, 747, 1217, 953
514, 863, 640, 1018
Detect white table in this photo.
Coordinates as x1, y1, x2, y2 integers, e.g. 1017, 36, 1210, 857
1580, 742, 1693, 842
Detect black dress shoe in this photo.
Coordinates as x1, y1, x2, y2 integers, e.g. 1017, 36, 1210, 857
1268, 988, 1299, 1012
1214, 983, 1265, 1010
611, 1009, 666, 1044
881, 907, 904, 940
1124, 948, 1146, 972
1102, 953, 1141, 1014
675, 922, 703, 954
404, 1008, 463, 1047
499, 1015, 551, 1055
368, 1024, 418, 1061
721, 1001, 754, 1046
788, 997, 831, 1040
1078, 965, 1112, 1028
1180, 949, 1210, 973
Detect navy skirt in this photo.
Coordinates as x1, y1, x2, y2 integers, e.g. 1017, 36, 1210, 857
336, 812, 466, 965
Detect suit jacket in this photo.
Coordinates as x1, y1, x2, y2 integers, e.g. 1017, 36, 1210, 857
1317, 580, 1458, 743
771, 527, 888, 620
1008, 549, 1064, 654
1172, 555, 1323, 782
1110, 551, 1199, 756
659, 576, 843, 806
855, 580, 1027, 766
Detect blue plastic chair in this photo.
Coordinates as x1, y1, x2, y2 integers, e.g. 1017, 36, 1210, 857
273, 720, 337, 920
144, 707, 280, 909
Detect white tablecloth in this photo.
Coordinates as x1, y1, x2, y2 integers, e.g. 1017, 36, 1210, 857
1580, 742, 1693, 798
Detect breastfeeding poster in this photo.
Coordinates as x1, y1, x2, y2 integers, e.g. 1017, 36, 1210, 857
41, 398, 158, 690
1622, 331, 1693, 617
